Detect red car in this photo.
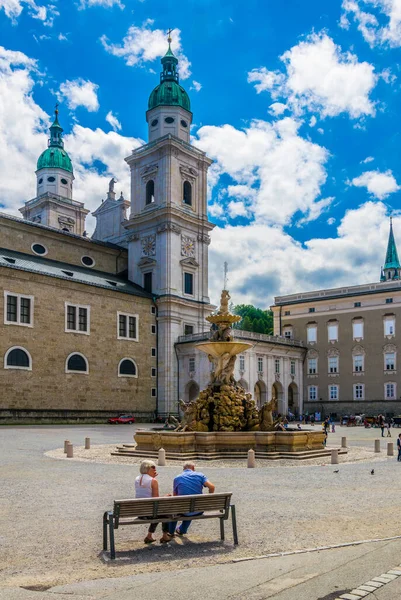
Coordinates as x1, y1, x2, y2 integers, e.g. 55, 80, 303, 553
108, 414, 136, 424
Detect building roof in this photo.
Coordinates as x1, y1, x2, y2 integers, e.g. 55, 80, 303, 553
37, 108, 73, 173
0, 212, 125, 251
148, 43, 190, 112
0, 247, 152, 299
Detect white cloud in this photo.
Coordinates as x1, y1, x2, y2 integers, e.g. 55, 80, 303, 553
105, 110, 121, 131
100, 20, 191, 79
58, 33, 68, 42
79, 0, 124, 8
268, 102, 287, 116
58, 78, 99, 112
309, 115, 317, 127
227, 201, 249, 219
208, 202, 394, 307
341, 0, 401, 47
196, 117, 329, 226
296, 196, 335, 226
361, 155, 374, 163
248, 32, 378, 119
350, 169, 400, 199
190, 80, 202, 92
327, 217, 336, 225
0, 0, 56, 25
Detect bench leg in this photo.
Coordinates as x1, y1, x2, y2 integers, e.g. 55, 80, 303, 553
231, 505, 238, 545
109, 515, 116, 560
103, 512, 108, 551
220, 517, 225, 541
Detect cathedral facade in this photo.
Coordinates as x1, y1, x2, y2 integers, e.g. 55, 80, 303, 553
0, 41, 307, 423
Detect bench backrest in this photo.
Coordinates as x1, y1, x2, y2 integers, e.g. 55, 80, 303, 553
113, 492, 232, 526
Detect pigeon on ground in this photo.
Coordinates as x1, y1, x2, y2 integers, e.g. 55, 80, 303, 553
371, 469, 375, 475
333, 470, 339, 473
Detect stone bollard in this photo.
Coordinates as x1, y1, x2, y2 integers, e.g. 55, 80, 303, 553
85, 437, 90, 450
387, 442, 394, 456
374, 439, 381, 453
66, 443, 73, 458
64, 440, 70, 454
158, 448, 166, 466
331, 449, 339, 464
247, 449, 256, 468
341, 436, 347, 449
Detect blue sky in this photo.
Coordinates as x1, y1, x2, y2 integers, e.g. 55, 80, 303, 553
1, 0, 401, 307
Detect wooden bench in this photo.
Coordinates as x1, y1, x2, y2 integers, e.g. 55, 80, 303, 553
103, 492, 238, 559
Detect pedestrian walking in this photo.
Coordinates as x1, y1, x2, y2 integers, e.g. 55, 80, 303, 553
379, 414, 385, 437
397, 434, 401, 462
386, 421, 392, 437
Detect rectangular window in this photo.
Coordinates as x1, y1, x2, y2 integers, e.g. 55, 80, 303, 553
275, 359, 280, 374
151, 324, 156, 334
151, 347, 156, 357
385, 352, 395, 370
384, 317, 395, 336
4, 292, 33, 326
308, 307, 315, 313
143, 272, 152, 293
352, 321, 364, 340
239, 355, 245, 371
307, 325, 317, 343
308, 358, 317, 374
327, 323, 338, 342
290, 360, 296, 376
329, 385, 339, 400
328, 356, 339, 373
354, 384, 364, 400
151, 306, 156, 315
151, 388, 157, 397
284, 327, 292, 339
65, 303, 89, 334
189, 357, 195, 372
184, 324, 194, 335
386, 383, 396, 399
151, 367, 156, 377
257, 357, 263, 373
354, 302, 361, 307
284, 310, 290, 316
308, 386, 317, 401
184, 272, 194, 295
117, 312, 138, 341
386, 298, 393, 304
353, 355, 364, 372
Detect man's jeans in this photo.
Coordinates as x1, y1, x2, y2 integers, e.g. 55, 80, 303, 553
168, 518, 192, 535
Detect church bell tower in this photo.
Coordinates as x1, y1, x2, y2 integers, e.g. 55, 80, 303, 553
124, 34, 214, 415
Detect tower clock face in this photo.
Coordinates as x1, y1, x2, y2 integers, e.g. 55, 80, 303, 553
181, 235, 196, 257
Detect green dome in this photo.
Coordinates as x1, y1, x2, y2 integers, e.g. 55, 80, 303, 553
37, 147, 73, 173
148, 80, 191, 111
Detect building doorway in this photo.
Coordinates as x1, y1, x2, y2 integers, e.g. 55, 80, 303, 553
288, 382, 299, 417
272, 381, 284, 415
254, 380, 267, 409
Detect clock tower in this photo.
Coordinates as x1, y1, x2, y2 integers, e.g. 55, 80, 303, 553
124, 36, 214, 415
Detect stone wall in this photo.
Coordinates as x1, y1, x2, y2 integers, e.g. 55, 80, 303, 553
304, 401, 401, 419
0, 268, 156, 416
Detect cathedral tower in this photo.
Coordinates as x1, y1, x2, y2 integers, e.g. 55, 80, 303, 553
20, 107, 89, 235
124, 36, 214, 415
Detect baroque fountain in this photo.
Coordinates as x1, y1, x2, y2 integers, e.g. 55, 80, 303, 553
122, 291, 326, 460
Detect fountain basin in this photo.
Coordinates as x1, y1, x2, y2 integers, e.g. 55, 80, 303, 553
127, 429, 327, 460
196, 341, 252, 358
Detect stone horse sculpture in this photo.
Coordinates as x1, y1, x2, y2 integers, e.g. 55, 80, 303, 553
259, 398, 279, 431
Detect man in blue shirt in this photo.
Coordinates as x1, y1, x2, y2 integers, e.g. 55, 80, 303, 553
168, 462, 215, 536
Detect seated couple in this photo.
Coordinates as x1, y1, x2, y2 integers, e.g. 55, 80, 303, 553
135, 459, 215, 544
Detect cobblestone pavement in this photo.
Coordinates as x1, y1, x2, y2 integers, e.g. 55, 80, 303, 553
1, 424, 401, 596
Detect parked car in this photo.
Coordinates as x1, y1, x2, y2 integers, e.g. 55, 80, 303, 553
108, 414, 136, 424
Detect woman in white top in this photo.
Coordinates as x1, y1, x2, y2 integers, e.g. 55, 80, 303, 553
135, 460, 172, 544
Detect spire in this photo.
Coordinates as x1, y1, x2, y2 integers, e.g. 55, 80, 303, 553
381, 217, 400, 281
160, 29, 179, 84
49, 103, 64, 149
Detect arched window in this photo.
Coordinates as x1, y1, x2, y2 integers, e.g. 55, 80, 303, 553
183, 181, 192, 206
118, 358, 138, 378
66, 353, 88, 374
146, 180, 155, 205
4, 347, 32, 370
